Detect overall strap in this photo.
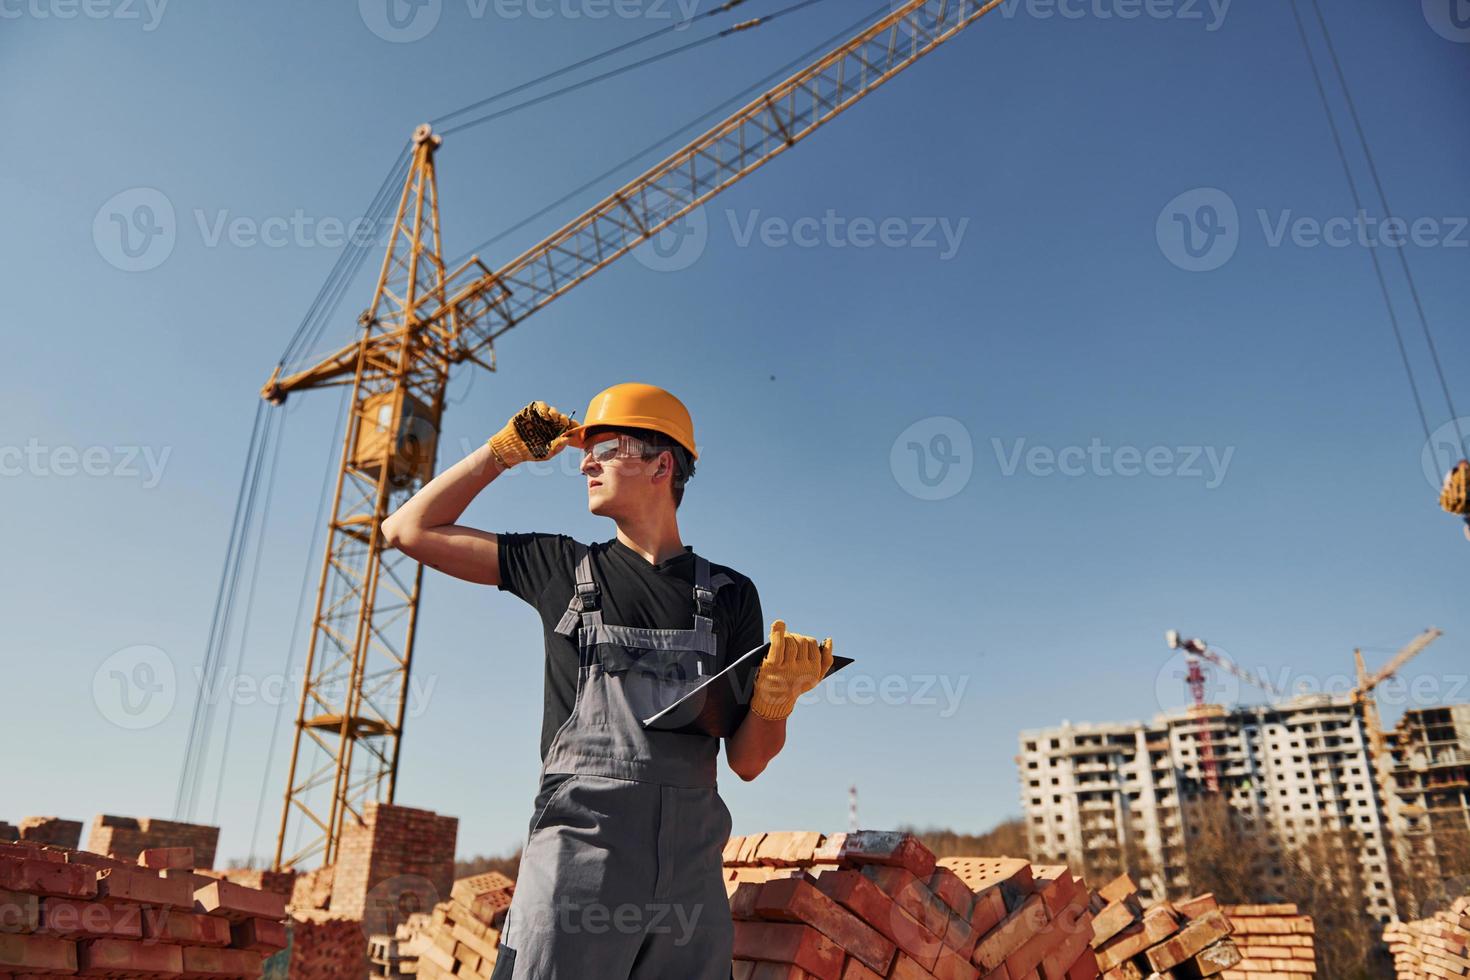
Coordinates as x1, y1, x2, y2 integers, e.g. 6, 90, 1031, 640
553, 543, 602, 637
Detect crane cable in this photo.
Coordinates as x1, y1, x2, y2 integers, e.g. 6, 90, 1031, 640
447, 1, 892, 268
275, 0, 833, 377
1289, 0, 1467, 464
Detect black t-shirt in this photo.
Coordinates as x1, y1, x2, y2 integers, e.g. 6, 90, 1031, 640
496, 533, 765, 763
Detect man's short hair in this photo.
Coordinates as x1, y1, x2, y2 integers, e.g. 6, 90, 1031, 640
587, 425, 695, 508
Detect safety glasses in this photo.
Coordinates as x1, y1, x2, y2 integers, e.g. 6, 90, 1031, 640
583, 433, 650, 464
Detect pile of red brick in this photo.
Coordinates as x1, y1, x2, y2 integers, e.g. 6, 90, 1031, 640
0, 840, 286, 978
1382, 894, 1470, 979
723, 830, 1097, 979
1089, 875, 1241, 979
372, 870, 515, 980
86, 816, 219, 869
1216, 904, 1315, 979
258, 802, 460, 980
0, 819, 83, 851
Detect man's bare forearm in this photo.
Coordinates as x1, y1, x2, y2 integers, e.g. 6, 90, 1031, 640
726, 710, 785, 781
382, 442, 503, 544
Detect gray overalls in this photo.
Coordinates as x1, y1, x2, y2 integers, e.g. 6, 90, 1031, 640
491, 543, 736, 980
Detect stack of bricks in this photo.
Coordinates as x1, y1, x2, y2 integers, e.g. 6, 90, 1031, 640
375, 871, 516, 980
1088, 876, 1242, 979
1215, 904, 1315, 979
0, 839, 286, 978
1382, 894, 1470, 979
331, 802, 458, 940
85, 815, 220, 869
8, 818, 84, 850
267, 909, 371, 980
723, 829, 1097, 979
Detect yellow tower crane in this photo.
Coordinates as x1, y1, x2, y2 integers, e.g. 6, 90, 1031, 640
260, 0, 1007, 871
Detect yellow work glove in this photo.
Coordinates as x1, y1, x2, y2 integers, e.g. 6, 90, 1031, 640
1441, 460, 1470, 516
486, 400, 575, 469
749, 619, 834, 722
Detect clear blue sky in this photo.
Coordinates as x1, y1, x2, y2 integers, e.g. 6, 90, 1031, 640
4, 0, 1469, 866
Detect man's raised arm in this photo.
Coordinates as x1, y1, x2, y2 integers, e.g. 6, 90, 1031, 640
381, 400, 576, 586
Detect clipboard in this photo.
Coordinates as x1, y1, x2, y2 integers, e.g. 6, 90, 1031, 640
640, 641, 854, 737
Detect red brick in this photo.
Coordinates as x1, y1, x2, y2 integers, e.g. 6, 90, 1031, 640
1096, 875, 1137, 905
932, 945, 981, 980
734, 921, 845, 980
838, 832, 937, 879
141, 907, 232, 946
138, 847, 195, 870
180, 944, 266, 977
76, 936, 184, 975
755, 877, 896, 975
970, 887, 1007, 937
891, 952, 941, 979
860, 866, 951, 940
95, 866, 193, 909
842, 956, 885, 979
1145, 909, 1232, 973
230, 915, 288, 952
192, 879, 287, 921
1066, 946, 1099, 979
973, 894, 1048, 972
0, 933, 77, 972
1175, 893, 1219, 920
0, 890, 39, 934
928, 867, 976, 920
1088, 898, 1140, 946
38, 898, 142, 939
813, 869, 943, 970
0, 857, 96, 899
936, 859, 1034, 914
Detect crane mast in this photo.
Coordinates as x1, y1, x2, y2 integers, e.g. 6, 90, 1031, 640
266, 0, 1005, 870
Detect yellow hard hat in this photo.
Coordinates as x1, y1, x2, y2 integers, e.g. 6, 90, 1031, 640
564, 382, 698, 459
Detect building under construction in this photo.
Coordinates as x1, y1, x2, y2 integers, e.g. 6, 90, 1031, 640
1018, 693, 1401, 922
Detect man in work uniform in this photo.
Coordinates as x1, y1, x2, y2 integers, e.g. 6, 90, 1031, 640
381, 382, 833, 979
